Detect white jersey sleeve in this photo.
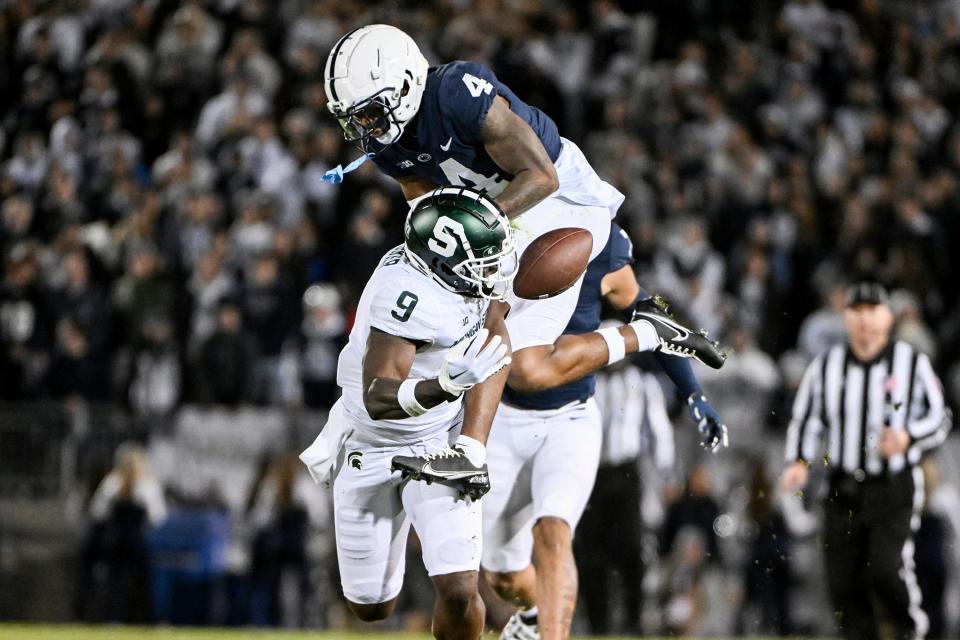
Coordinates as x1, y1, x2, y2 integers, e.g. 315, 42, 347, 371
367, 277, 441, 345
336, 250, 488, 446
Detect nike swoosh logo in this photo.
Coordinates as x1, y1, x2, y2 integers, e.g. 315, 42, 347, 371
421, 464, 483, 480
450, 371, 467, 380
641, 314, 690, 340
440, 137, 453, 151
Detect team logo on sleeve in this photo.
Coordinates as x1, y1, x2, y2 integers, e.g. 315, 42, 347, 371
347, 451, 363, 470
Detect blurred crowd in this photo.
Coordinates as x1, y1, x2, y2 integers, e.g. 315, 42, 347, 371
3, 0, 960, 410
2, 0, 960, 635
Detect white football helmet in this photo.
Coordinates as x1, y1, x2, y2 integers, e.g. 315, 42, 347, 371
324, 25, 429, 153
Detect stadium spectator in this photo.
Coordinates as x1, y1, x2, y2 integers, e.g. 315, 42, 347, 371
298, 283, 346, 409
246, 453, 313, 627
195, 299, 256, 406
46, 316, 105, 401
797, 281, 848, 360
733, 458, 792, 636
120, 316, 181, 418
697, 328, 781, 454
240, 253, 298, 405
660, 464, 722, 566
82, 442, 166, 623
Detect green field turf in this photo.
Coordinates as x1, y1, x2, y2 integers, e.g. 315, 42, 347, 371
0, 625, 800, 640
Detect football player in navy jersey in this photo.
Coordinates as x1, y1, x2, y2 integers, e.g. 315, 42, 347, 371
477, 223, 726, 639
324, 25, 725, 501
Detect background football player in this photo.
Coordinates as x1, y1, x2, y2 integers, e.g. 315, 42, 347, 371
481, 224, 728, 640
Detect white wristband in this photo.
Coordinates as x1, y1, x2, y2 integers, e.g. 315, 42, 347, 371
397, 379, 428, 417
596, 326, 626, 366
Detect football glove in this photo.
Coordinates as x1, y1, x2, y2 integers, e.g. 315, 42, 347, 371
439, 328, 511, 395
688, 393, 728, 453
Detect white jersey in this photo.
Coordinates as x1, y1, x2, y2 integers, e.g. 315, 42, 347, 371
337, 245, 488, 445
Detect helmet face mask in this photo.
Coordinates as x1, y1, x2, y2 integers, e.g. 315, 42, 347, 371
404, 188, 518, 301
332, 86, 407, 152
325, 25, 428, 154
454, 233, 518, 300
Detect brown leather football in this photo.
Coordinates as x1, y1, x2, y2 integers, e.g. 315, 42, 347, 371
512, 227, 593, 300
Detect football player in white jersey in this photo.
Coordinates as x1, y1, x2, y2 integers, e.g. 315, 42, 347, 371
300, 189, 517, 637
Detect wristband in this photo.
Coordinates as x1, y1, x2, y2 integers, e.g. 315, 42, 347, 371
596, 326, 626, 366
397, 379, 427, 417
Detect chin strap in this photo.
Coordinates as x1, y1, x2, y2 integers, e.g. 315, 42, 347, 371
321, 153, 373, 184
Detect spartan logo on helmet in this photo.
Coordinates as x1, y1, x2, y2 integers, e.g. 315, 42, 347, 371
404, 188, 518, 301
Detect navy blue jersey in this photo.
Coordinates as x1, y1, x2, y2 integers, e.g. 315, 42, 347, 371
503, 223, 635, 410
371, 61, 561, 196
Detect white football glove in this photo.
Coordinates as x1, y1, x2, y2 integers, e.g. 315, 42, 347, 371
438, 328, 511, 395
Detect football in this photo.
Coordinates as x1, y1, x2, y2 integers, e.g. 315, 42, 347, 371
512, 227, 593, 300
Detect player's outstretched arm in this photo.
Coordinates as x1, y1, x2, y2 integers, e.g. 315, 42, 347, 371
482, 96, 559, 218
507, 265, 642, 392
460, 301, 512, 445
362, 328, 459, 420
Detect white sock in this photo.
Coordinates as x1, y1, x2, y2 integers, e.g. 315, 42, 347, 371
628, 319, 660, 352
520, 606, 538, 623
455, 434, 486, 466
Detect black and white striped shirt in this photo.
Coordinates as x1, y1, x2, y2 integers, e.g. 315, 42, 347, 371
785, 340, 951, 476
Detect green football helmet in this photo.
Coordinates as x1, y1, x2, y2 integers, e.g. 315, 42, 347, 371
404, 187, 518, 300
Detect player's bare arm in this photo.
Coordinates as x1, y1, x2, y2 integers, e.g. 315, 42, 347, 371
460, 300, 512, 444
482, 96, 559, 218
361, 328, 459, 420
600, 263, 642, 309
398, 174, 440, 202
508, 265, 642, 392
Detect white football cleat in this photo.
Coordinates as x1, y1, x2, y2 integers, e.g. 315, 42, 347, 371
500, 610, 540, 640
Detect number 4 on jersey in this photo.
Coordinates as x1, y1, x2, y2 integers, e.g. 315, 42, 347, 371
462, 73, 493, 98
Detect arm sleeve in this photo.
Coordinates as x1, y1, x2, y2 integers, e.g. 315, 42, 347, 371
439, 61, 501, 145
906, 353, 951, 455
607, 223, 635, 273
784, 355, 825, 463
367, 279, 440, 344
655, 354, 702, 398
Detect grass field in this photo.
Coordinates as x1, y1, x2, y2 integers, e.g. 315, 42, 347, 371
0, 626, 799, 640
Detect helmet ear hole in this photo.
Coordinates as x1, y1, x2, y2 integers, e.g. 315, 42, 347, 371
401, 79, 410, 97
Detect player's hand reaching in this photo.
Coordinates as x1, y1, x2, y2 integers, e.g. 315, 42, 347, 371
688, 393, 728, 453
439, 328, 511, 395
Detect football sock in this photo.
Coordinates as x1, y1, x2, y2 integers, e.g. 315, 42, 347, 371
519, 606, 538, 624
455, 434, 486, 466
629, 319, 660, 352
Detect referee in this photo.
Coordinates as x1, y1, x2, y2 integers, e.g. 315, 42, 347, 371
781, 282, 952, 640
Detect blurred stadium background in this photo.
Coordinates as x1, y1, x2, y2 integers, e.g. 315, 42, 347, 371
1, 0, 960, 637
